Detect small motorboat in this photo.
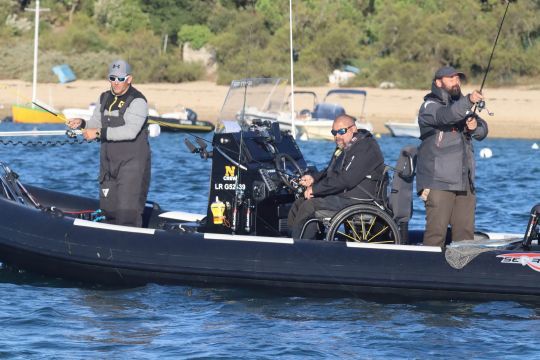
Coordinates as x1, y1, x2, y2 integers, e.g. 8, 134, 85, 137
0, 78, 539, 302
147, 107, 214, 133
278, 88, 374, 141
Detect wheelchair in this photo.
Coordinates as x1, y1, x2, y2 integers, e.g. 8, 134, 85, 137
299, 146, 417, 245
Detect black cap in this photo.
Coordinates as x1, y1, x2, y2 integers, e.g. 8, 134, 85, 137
434, 66, 465, 80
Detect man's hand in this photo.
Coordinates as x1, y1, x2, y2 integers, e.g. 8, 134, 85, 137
469, 90, 483, 104
83, 128, 100, 141
67, 118, 82, 129
304, 186, 314, 199
299, 174, 314, 187
465, 117, 478, 132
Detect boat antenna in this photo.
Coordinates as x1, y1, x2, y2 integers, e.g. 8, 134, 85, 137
475, 0, 513, 114
288, 0, 296, 139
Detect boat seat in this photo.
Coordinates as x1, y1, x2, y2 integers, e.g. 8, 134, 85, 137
387, 146, 417, 243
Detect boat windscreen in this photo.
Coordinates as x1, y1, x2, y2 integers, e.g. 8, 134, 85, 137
216, 78, 286, 133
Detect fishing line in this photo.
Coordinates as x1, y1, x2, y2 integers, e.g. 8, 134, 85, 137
475, 0, 513, 114
479, 0, 512, 93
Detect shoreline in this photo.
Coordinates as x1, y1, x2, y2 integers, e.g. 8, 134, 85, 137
1, 79, 539, 139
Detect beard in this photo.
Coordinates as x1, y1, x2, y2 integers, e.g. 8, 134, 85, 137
445, 84, 462, 99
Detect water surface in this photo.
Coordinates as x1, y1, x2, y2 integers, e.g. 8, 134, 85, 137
0, 122, 538, 358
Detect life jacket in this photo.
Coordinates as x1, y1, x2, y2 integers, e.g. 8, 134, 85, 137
99, 86, 148, 131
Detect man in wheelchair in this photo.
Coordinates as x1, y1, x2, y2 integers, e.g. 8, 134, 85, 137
287, 114, 385, 239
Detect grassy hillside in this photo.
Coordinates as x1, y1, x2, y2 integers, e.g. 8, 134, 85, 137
1, 0, 538, 88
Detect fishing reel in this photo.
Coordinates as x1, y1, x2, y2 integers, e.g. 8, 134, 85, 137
476, 100, 494, 116
66, 129, 79, 138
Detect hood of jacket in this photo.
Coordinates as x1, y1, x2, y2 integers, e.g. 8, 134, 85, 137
424, 81, 455, 105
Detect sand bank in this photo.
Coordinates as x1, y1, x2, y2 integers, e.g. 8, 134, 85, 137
0, 80, 538, 139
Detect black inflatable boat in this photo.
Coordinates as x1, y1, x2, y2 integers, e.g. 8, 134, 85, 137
0, 78, 538, 302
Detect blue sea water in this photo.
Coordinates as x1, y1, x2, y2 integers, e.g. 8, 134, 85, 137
0, 122, 539, 359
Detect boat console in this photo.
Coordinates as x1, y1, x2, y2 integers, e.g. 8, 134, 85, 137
186, 78, 311, 236
188, 119, 308, 236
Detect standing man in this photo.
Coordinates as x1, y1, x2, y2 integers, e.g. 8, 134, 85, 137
416, 66, 488, 247
288, 114, 385, 239
68, 60, 151, 227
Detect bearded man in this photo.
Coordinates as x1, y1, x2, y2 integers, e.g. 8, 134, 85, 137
416, 66, 489, 247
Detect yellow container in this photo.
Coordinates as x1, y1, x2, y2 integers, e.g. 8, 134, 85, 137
210, 196, 226, 225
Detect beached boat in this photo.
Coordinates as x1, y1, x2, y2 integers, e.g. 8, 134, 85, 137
385, 120, 420, 138
0, 78, 539, 302
12, 2, 64, 124
11, 104, 64, 124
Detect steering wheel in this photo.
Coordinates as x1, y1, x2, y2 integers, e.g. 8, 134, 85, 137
274, 153, 305, 193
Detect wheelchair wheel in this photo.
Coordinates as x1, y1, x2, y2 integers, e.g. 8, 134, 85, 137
326, 204, 401, 244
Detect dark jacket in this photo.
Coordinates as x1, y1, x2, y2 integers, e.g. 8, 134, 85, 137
312, 130, 385, 200
416, 82, 488, 193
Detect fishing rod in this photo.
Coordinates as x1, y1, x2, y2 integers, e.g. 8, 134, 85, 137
30, 99, 67, 122
0, 129, 81, 137
475, 0, 514, 115
230, 81, 249, 233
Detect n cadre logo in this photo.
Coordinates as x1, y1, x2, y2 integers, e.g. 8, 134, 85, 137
223, 165, 236, 181
497, 253, 540, 272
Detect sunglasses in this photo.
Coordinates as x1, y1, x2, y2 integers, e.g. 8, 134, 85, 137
331, 125, 354, 136
109, 75, 128, 82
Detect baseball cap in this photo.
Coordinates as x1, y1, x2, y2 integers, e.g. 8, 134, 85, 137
108, 59, 132, 78
434, 66, 465, 80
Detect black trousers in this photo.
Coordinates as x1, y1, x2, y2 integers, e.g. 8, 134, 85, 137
288, 195, 359, 239
99, 140, 151, 227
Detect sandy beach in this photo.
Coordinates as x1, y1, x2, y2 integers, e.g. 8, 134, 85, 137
0, 79, 538, 139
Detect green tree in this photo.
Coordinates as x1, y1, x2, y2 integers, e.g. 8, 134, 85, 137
139, 0, 216, 42
178, 24, 214, 50
94, 0, 150, 32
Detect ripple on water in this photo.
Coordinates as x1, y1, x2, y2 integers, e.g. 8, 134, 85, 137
0, 124, 539, 358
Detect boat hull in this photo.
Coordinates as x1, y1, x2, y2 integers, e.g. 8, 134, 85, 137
0, 189, 538, 301
384, 122, 420, 138
148, 116, 214, 133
